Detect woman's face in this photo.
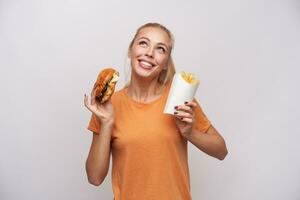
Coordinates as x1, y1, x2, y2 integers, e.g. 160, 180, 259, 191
129, 27, 171, 81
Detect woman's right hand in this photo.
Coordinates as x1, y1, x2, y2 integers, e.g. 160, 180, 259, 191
84, 89, 115, 126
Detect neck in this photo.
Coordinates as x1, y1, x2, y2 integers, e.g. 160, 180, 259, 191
127, 76, 164, 103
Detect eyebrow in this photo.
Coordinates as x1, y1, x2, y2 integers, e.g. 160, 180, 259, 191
137, 37, 169, 50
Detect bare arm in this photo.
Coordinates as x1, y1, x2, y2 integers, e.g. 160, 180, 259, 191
185, 125, 228, 160
85, 124, 113, 186
84, 91, 115, 186
174, 101, 228, 160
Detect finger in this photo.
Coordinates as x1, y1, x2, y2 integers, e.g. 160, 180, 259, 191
93, 82, 97, 90
184, 101, 197, 109
174, 111, 193, 119
84, 94, 89, 107
175, 105, 193, 114
84, 94, 93, 112
91, 90, 96, 105
181, 117, 193, 123
84, 94, 93, 110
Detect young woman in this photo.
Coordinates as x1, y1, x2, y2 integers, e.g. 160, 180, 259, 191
84, 22, 228, 200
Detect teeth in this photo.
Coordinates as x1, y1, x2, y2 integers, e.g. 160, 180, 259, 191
140, 61, 152, 67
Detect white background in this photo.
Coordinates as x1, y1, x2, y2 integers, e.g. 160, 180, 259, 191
1, 0, 299, 199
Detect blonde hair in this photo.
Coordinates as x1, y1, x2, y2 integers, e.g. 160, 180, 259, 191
127, 22, 176, 86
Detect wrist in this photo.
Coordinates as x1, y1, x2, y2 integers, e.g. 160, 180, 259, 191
181, 129, 194, 140
103, 120, 114, 128
97, 115, 114, 126
100, 117, 114, 127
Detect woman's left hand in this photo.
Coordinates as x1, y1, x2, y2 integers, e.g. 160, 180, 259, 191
174, 101, 197, 138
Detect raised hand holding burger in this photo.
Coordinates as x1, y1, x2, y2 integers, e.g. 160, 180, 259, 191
84, 68, 119, 123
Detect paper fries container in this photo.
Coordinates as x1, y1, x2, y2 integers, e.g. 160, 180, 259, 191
164, 73, 199, 115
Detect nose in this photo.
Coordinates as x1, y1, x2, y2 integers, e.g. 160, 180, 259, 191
145, 46, 154, 57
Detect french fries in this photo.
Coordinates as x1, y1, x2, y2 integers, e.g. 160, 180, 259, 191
180, 72, 199, 85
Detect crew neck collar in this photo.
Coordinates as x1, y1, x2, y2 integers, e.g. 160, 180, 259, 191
122, 84, 170, 106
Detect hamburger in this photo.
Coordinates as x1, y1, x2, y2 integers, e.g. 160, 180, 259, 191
93, 68, 119, 103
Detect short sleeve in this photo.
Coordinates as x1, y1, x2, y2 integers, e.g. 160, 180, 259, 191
193, 99, 212, 133
87, 114, 101, 134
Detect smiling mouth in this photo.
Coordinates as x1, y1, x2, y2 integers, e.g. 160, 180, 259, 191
138, 59, 155, 69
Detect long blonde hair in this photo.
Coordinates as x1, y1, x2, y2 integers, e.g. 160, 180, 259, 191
126, 22, 176, 86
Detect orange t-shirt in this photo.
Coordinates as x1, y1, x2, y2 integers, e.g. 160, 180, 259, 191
87, 84, 211, 200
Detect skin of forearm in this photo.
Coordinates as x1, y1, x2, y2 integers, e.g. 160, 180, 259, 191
86, 124, 113, 185
185, 128, 228, 160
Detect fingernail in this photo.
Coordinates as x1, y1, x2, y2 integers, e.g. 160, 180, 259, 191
174, 111, 178, 114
